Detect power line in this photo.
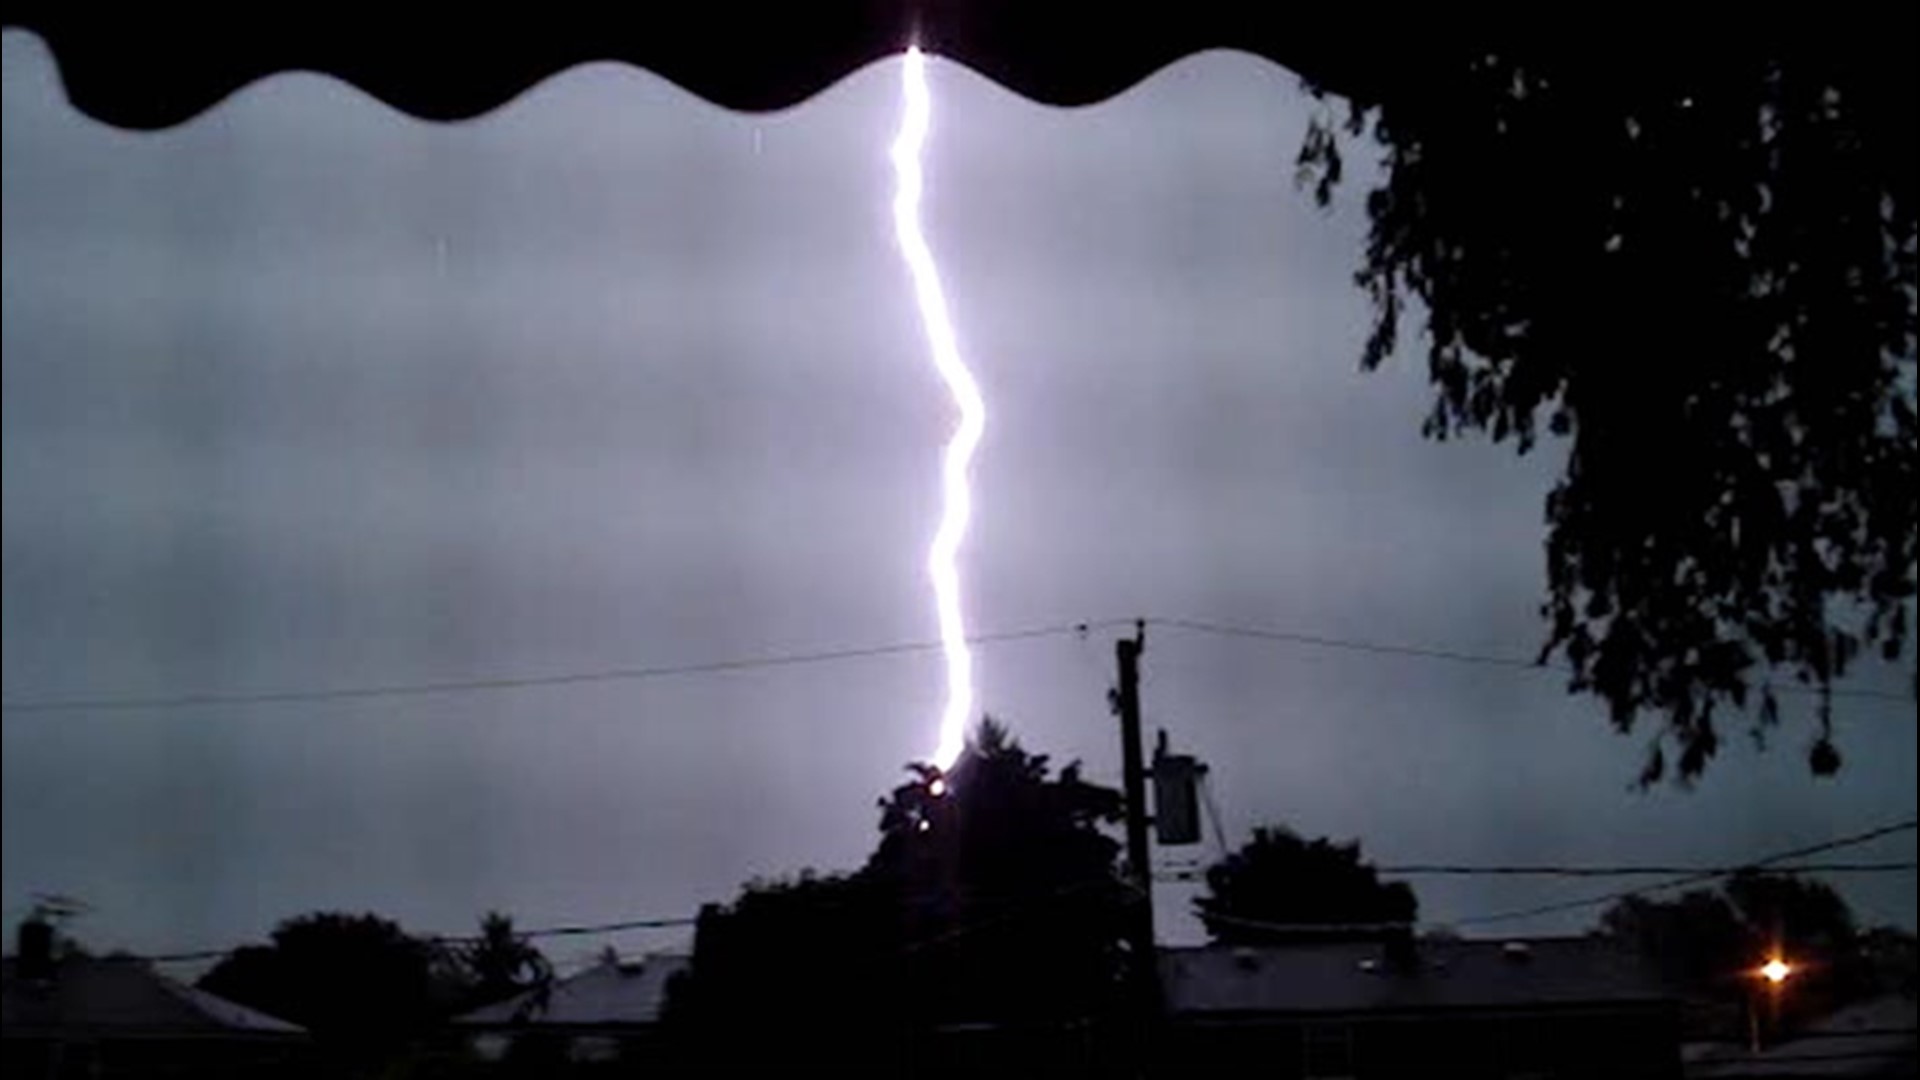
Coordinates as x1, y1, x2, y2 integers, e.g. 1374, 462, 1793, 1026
1156, 617, 1548, 674
7, 613, 1907, 714
1168, 821, 1918, 933
140, 915, 701, 965
1379, 861, 1917, 877
1190, 908, 1414, 937
143, 883, 1120, 968
474, 915, 699, 941
124, 821, 1920, 965
1449, 818, 1919, 928
0, 619, 1134, 715
1152, 616, 1915, 704
1154, 861, 1917, 885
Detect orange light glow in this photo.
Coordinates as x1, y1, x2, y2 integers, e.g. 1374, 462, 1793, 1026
1761, 958, 1792, 984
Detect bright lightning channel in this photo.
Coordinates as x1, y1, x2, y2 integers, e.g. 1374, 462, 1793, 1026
891, 46, 984, 773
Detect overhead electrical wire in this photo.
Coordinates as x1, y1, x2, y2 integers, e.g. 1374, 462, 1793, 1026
1152, 616, 1915, 705
0, 619, 1136, 715
1374, 860, 1917, 877
1155, 861, 1916, 883
6, 614, 1907, 715
1448, 818, 1918, 928
123, 820, 1916, 965
137, 914, 701, 965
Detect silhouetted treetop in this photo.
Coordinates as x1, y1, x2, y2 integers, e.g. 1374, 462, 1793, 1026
869, 717, 1124, 899
668, 717, 1130, 1063
1599, 870, 1873, 1023
1195, 825, 1417, 945
196, 911, 440, 1052
443, 911, 553, 1016
1299, 43, 1917, 782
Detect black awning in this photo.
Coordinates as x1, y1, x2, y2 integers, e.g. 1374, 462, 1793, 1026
0, 3, 1888, 131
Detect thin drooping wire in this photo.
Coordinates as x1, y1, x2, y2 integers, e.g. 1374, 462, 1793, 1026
1157, 863, 1915, 884
0, 619, 1137, 715
141, 885, 1118, 968
1180, 821, 1918, 937
8, 613, 1906, 715
1376, 861, 1917, 877
1449, 818, 1919, 928
1153, 617, 1915, 704
1193, 909, 1415, 936
130, 821, 1915, 965
140, 915, 701, 965
1155, 617, 1549, 673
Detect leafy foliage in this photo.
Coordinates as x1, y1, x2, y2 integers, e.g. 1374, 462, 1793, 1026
665, 718, 1129, 1070
1856, 925, 1919, 997
1599, 889, 1751, 992
197, 911, 441, 1053
194, 909, 552, 1058
866, 717, 1129, 1023
662, 869, 899, 1072
1599, 871, 1872, 1023
443, 911, 553, 1016
1194, 825, 1417, 944
1298, 43, 1917, 782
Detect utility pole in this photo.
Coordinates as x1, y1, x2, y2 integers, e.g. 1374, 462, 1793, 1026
1112, 619, 1157, 1013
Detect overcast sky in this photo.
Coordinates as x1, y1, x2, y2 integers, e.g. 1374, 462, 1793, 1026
3, 31, 1913, 969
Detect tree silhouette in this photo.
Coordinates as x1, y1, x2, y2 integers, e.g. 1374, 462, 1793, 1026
1856, 926, 1918, 997
866, 717, 1129, 1024
665, 718, 1129, 1072
1194, 825, 1417, 945
196, 911, 440, 1055
1600, 871, 1869, 1025
445, 911, 553, 1016
1298, 44, 1916, 782
1723, 871, 1859, 961
1599, 889, 1749, 994
662, 869, 900, 1073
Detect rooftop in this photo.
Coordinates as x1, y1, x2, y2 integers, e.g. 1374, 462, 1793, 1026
1161, 937, 1674, 1018
457, 953, 690, 1029
2, 955, 304, 1038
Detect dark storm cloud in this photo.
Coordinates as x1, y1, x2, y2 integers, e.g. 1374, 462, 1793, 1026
4, 34, 1912, 960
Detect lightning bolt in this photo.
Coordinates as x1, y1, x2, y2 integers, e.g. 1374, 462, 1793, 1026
891, 46, 984, 772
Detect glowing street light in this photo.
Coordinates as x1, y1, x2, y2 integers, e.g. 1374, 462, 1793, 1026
1750, 954, 1794, 1053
